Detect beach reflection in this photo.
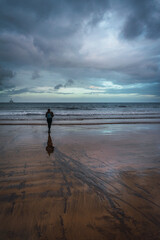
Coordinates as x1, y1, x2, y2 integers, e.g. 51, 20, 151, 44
46, 133, 54, 156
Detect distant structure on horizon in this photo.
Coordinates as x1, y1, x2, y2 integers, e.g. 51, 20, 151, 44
9, 98, 14, 103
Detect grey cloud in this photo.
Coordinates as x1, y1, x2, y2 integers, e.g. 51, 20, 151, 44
0, 0, 57, 34
0, 88, 29, 97
54, 79, 74, 90
84, 91, 105, 95
122, 15, 144, 39
146, 63, 159, 72
1, 0, 159, 70
56, 92, 73, 95
120, 0, 160, 39
121, 62, 160, 83
0, 0, 110, 35
0, 66, 15, 82
64, 79, 74, 87
54, 84, 63, 90
52, 58, 160, 86
10, 88, 29, 95
0, 66, 15, 90
4, 87, 52, 95
0, 33, 43, 66
32, 71, 41, 80
2, 0, 159, 41
0, 0, 160, 101
0, 31, 81, 68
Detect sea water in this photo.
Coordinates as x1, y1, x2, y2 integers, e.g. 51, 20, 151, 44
0, 102, 160, 124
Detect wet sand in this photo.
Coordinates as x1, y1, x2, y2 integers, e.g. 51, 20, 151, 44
0, 124, 160, 240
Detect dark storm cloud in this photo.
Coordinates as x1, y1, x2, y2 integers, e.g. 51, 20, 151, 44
0, 0, 159, 67
112, 61, 160, 84
122, 16, 144, 39
0, 66, 15, 90
0, 0, 57, 34
0, 33, 43, 66
0, 0, 110, 64
0, 0, 159, 40
120, 0, 160, 39
0, 0, 160, 101
0, 0, 110, 34
0, 66, 15, 82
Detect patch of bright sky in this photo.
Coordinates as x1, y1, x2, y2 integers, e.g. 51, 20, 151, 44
12, 91, 159, 103
102, 81, 159, 90
57, 87, 104, 94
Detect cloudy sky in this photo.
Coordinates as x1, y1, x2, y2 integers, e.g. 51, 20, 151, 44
0, 0, 160, 102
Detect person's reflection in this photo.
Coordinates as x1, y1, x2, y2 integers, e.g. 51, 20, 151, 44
46, 133, 54, 156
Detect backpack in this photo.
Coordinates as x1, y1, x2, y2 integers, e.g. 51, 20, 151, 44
47, 113, 52, 119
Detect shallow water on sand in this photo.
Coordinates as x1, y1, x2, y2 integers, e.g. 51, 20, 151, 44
0, 124, 160, 240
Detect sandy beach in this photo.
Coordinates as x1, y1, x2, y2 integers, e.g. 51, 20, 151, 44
0, 124, 160, 240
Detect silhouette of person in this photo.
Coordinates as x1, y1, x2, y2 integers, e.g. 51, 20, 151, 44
46, 133, 54, 156
45, 108, 54, 133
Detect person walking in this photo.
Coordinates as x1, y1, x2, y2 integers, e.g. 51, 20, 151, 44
45, 109, 54, 133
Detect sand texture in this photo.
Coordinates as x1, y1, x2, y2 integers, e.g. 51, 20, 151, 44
0, 124, 160, 240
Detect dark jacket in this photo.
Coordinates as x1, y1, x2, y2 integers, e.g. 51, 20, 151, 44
46, 111, 54, 119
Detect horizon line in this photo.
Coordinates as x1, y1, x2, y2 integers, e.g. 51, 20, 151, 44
0, 101, 160, 104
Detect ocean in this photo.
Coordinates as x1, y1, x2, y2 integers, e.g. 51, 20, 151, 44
0, 102, 160, 125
